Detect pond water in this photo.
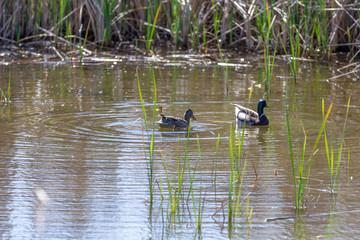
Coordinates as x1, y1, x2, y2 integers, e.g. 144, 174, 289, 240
0, 53, 359, 239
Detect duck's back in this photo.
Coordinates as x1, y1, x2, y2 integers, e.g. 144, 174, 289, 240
158, 115, 188, 128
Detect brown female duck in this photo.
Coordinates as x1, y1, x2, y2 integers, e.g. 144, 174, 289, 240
158, 108, 197, 129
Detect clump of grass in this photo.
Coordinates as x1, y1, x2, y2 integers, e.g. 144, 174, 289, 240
158, 148, 177, 218
136, 68, 257, 236
323, 97, 350, 192
286, 100, 332, 209
256, 0, 277, 92
228, 88, 253, 226
157, 124, 205, 235
228, 123, 248, 226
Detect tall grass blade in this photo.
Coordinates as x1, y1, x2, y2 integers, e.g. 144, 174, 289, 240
228, 124, 235, 225
159, 147, 175, 215
137, 68, 157, 214
146, 3, 161, 52
235, 155, 247, 218
79, 20, 91, 64
137, 69, 148, 129
7, 73, 10, 103
306, 102, 333, 184
285, 102, 298, 208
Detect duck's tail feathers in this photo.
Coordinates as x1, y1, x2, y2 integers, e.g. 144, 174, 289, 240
234, 106, 240, 117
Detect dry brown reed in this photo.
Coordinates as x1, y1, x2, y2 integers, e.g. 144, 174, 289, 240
1, 0, 360, 60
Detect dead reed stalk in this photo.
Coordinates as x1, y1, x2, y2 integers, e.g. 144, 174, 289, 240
0, 0, 360, 60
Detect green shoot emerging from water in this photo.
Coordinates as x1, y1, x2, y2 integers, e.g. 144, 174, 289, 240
323, 97, 350, 192
137, 68, 157, 214
286, 100, 332, 209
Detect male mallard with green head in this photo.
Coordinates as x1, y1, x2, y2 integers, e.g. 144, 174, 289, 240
231, 99, 269, 126
157, 107, 197, 129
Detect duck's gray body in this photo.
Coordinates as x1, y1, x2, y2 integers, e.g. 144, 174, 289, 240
231, 99, 269, 126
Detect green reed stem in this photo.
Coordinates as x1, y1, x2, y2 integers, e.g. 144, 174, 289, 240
213, 1, 220, 39
246, 194, 250, 222
192, 135, 203, 232
137, 68, 157, 212
79, 20, 90, 64
213, 133, 220, 186
228, 123, 235, 225
286, 102, 299, 208
185, 121, 195, 203
0, 72, 10, 103
146, 3, 161, 52
202, 24, 206, 47
297, 127, 307, 207
263, 14, 276, 92
336, 97, 350, 174
0, 88, 4, 102
325, 97, 350, 191
171, 0, 180, 47
229, 6, 234, 44
198, 188, 203, 232
159, 173, 166, 227
137, 69, 148, 129
218, 40, 224, 63
7, 72, 11, 103
306, 102, 332, 186
287, 99, 333, 208
347, 147, 350, 183
159, 148, 175, 215
235, 155, 247, 218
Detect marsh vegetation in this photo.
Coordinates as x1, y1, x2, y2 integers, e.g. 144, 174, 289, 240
1, 0, 360, 60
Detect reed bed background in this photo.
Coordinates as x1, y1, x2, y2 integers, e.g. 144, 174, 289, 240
1, 0, 360, 59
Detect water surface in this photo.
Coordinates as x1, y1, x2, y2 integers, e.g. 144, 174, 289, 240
0, 54, 359, 239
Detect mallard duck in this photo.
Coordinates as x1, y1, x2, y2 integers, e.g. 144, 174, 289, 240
157, 108, 197, 129
231, 99, 269, 125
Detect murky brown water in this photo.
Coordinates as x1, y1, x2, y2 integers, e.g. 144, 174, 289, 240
1, 54, 360, 239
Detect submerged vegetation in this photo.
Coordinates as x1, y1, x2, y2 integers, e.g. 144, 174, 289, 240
1, 0, 360, 60
0, 73, 11, 104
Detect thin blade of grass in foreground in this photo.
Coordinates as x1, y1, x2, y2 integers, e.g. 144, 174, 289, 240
159, 147, 176, 216
285, 102, 298, 208
7, 72, 10, 104
228, 123, 235, 225
137, 68, 148, 129
137, 68, 157, 213
336, 97, 350, 177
